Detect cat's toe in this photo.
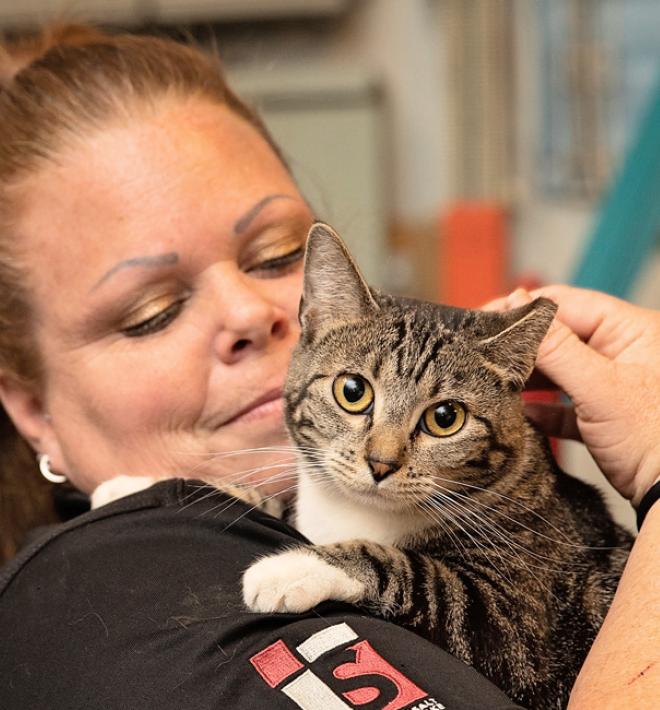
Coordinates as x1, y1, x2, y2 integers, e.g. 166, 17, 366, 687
243, 549, 365, 614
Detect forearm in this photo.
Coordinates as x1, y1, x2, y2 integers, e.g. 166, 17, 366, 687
568, 503, 660, 708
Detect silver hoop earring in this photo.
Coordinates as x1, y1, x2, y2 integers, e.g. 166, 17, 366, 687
37, 454, 67, 484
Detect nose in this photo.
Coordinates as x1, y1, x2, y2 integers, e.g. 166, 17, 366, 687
213, 276, 292, 365
366, 455, 400, 483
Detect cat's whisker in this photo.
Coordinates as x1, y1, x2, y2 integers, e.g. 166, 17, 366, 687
199, 475, 300, 520
172, 446, 325, 480
430, 475, 617, 551
219, 482, 302, 532
428, 482, 572, 566
434, 485, 592, 571
441, 496, 556, 584
171, 443, 331, 508
178, 444, 326, 458
445, 500, 517, 578
177, 481, 218, 505
167, 445, 321, 482
188, 461, 338, 520
422, 491, 496, 568
429, 486, 583, 585
416, 500, 470, 563
177, 482, 238, 513
215, 461, 301, 485
427, 493, 514, 582
178, 467, 299, 514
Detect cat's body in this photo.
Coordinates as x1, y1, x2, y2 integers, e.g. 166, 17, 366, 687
92, 222, 633, 709
280, 418, 630, 709
243, 224, 633, 710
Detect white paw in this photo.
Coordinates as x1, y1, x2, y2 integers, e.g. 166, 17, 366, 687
243, 549, 366, 614
91, 475, 158, 509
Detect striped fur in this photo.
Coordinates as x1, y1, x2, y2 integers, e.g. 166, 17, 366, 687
246, 224, 633, 710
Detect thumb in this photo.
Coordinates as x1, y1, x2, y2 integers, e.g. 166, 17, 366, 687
507, 289, 611, 408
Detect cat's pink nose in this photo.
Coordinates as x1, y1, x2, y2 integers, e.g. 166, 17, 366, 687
367, 456, 399, 483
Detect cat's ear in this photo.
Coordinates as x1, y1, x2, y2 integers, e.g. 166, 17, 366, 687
477, 297, 557, 390
299, 222, 379, 331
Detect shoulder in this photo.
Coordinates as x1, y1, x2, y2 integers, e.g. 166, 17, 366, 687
0, 479, 522, 710
1, 478, 302, 595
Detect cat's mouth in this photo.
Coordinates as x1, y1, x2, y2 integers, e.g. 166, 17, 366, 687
336, 473, 425, 511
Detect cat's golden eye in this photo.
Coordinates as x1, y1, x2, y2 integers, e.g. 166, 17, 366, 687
420, 401, 466, 437
332, 374, 374, 414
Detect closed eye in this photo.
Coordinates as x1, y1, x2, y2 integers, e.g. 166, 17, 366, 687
121, 299, 186, 337
247, 246, 304, 278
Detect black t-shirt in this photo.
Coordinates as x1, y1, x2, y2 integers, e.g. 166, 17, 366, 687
0, 479, 522, 710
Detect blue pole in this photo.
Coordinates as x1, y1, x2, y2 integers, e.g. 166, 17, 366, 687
571, 76, 660, 297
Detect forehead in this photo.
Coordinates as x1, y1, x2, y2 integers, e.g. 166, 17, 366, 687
14, 98, 298, 290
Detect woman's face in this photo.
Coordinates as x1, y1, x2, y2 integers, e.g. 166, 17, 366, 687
12, 99, 314, 494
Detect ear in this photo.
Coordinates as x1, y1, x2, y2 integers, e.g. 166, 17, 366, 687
299, 222, 378, 331
478, 297, 557, 390
0, 373, 68, 476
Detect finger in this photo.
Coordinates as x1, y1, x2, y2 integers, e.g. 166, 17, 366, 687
524, 402, 582, 441
507, 288, 612, 407
480, 295, 510, 312
527, 284, 639, 346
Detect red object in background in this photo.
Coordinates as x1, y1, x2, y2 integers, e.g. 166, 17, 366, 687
522, 390, 561, 460
514, 278, 561, 459
439, 202, 508, 308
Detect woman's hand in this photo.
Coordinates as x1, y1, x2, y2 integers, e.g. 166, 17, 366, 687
485, 285, 660, 506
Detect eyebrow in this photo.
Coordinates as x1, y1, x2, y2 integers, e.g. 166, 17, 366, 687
233, 193, 295, 235
92, 253, 179, 291
92, 194, 296, 291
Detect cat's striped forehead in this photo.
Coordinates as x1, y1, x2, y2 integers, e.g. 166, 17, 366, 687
297, 296, 487, 397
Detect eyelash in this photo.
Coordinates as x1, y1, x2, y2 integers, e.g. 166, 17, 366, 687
121, 300, 186, 338
248, 246, 304, 276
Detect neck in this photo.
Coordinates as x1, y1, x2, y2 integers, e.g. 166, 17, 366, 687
294, 472, 431, 545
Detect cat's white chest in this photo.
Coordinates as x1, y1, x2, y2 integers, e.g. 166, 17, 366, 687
295, 473, 428, 545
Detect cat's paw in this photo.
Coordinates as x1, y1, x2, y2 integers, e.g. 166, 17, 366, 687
91, 475, 159, 509
243, 549, 366, 614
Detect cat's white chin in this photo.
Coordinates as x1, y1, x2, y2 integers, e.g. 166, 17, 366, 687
295, 472, 431, 546
329, 472, 426, 513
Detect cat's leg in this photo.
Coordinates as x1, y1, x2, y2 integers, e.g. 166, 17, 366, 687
243, 541, 548, 704
243, 541, 410, 615
243, 546, 368, 613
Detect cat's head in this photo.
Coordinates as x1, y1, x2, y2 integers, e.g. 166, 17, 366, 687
284, 223, 557, 511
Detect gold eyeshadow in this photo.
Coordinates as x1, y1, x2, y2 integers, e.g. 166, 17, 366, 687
121, 292, 184, 331
239, 222, 307, 273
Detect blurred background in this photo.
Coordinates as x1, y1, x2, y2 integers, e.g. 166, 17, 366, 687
2, 0, 658, 528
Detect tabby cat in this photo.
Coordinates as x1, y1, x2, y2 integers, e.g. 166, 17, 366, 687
242, 222, 633, 710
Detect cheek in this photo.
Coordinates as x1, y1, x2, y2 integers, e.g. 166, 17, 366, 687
412, 436, 466, 470
50, 337, 210, 438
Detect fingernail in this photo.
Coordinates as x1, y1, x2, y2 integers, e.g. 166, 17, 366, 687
506, 287, 533, 308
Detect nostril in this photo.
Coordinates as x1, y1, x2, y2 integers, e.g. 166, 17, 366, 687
232, 338, 250, 353
271, 319, 285, 338
367, 455, 400, 483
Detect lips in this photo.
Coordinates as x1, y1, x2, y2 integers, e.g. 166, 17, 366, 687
216, 387, 284, 428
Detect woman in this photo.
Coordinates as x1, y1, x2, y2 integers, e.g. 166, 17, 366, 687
0, 26, 657, 709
